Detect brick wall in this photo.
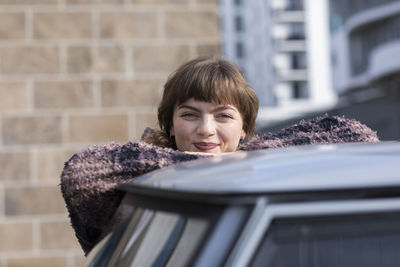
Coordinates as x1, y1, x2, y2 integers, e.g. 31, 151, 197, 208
0, 0, 220, 266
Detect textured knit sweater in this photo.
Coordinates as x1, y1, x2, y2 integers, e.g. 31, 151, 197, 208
60, 115, 379, 255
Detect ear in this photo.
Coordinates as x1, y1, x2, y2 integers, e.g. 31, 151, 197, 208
240, 129, 246, 140
170, 126, 175, 137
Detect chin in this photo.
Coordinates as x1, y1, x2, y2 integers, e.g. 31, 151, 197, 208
195, 147, 220, 153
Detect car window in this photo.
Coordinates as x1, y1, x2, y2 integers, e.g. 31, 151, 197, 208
129, 211, 182, 267
250, 212, 400, 267
119, 208, 155, 261
166, 218, 209, 267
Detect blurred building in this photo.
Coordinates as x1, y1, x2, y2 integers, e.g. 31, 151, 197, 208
219, 0, 273, 106
219, 0, 336, 127
224, 0, 400, 140
327, 0, 400, 140
330, 0, 400, 93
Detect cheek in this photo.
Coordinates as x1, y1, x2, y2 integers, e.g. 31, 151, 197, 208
172, 119, 193, 145
220, 122, 244, 145
174, 124, 189, 139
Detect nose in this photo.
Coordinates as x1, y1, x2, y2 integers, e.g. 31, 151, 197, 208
197, 116, 216, 137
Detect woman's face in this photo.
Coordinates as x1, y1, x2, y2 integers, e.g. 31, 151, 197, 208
171, 98, 245, 153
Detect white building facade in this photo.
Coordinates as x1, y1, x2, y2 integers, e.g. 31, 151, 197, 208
219, 0, 274, 106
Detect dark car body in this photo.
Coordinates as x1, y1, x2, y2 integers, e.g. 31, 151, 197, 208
86, 142, 400, 267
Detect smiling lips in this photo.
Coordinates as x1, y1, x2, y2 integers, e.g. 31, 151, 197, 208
194, 142, 219, 151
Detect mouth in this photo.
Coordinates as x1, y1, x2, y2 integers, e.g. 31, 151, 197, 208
193, 142, 219, 151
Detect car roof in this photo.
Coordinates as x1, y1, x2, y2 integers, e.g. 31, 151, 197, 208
123, 142, 400, 194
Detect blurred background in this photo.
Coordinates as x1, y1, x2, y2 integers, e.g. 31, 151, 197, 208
222, 0, 400, 139
0, 0, 398, 266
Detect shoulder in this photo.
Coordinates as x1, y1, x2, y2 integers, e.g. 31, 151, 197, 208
60, 142, 122, 193
60, 140, 200, 193
276, 115, 379, 145
141, 127, 176, 149
60, 140, 202, 254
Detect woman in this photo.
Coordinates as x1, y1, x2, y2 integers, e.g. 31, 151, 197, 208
60, 56, 379, 255
143, 56, 258, 152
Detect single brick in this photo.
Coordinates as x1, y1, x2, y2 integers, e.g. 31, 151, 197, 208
194, 0, 218, 4
196, 43, 221, 56
0, 222, 33, 252
0, 152, 30, 181
74, 255, 86, 266
101, 80, 161, 107
0, 46, 59, 75
34, 80, 93, 109
132, 44, 190, 72
67, 45, 124, 73
68, 114, 129, 143
100, 12, 157, 39
135, 111, 158, 139
37, 150, 76, 181
0, 81, 27, 111
66, 0, 123, 5
40, 221, 81, 249
2, 116, 62, 145
165, 11, 219, 38
6, 256, 66, 267
33, 12, 91, 40
0, 0, 56, 5
131, 0, 187, 5
0, 13, 25, 40
5, 186, 66, 216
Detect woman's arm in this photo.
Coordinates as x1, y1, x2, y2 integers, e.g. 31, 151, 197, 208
60, 141, 202, 255
239, 115, 379, 151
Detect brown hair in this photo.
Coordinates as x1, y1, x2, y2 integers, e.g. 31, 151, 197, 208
146, 56, 259, 148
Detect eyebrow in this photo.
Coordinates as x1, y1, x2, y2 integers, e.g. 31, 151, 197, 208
177, 105, 238, 113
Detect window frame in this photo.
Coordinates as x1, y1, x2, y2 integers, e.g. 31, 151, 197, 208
227, 197, 400, 267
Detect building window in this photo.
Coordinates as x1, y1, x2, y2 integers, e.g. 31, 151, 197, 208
235, 16, 243, 32
291, 52, 307, 69
287, 23, 305, 40
236, 42, 245, 58
286, 0, 304, 11
292, 81, 308, 99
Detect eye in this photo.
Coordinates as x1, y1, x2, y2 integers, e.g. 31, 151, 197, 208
216, 113, 234, 120
181, 112, 197, 119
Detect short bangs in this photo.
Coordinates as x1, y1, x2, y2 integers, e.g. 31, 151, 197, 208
174, 61, 245, 108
